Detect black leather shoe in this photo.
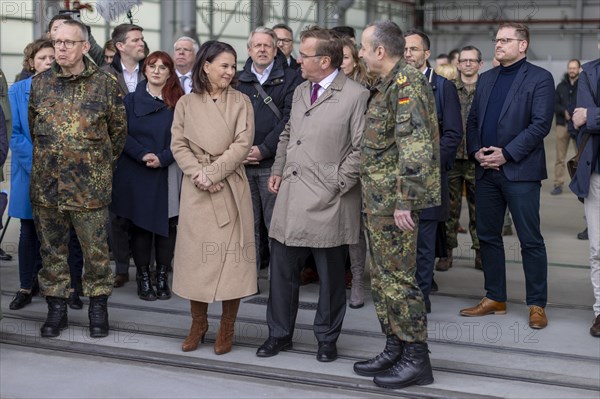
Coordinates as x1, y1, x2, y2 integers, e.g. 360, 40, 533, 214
155, 264, 171, 300
0, 248, 13, 261
89, 295, 109, 338
354, 335, 403, 376
41, 297, 68, 338
136, 266, 157, 301
9, 290, 33, 310
317, 341, 338, 362
68, 291, 83, 310
373, 342, 434, 389
256, 336, 292, 357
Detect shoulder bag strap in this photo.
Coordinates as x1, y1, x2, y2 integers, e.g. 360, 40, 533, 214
253, 82, 283, 121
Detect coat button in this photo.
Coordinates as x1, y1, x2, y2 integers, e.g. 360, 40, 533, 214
292, 171, 297, 176
305, 111, 310, 116
340, 181, 345, 186
297, 140, 301, 145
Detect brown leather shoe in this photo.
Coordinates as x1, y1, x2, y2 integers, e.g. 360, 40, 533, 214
529, 306, 547, 329
436, 252, 453, 272
460, 297, 506, 317
113, 273, 129, 288
590, 315, 600, 337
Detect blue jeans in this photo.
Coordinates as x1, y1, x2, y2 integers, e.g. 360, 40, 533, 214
476, 170, 547, 306
246, 167, 277, 271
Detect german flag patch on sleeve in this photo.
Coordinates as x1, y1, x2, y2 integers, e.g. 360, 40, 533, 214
398, 97, 410, 105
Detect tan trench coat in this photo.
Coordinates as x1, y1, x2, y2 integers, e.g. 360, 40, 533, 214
171, 87, 257, 303
270, 72, 369, 248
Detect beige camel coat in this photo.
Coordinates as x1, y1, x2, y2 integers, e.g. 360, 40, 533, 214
171, 87, 257, 303
270, 71, 369, 248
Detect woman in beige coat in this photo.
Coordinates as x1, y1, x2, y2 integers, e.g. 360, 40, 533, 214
170, 41, 256, 355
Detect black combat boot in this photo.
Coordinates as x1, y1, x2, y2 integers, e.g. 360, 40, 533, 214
88, 295, 109, 338
373, 342, 434, 389
155, 264, 171, 300
136, 265, 157, 301
353, 335, 403, 376
40, 297, 68, 338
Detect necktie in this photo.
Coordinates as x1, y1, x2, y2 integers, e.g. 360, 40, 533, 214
180, 75, 189, 93
310, 83, 320, 105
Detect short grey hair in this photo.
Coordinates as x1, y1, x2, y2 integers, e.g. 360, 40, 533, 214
61, 19, 89, 42
247, 27, 278, 49
174, 36, 199, 54
365, 20, 404, 58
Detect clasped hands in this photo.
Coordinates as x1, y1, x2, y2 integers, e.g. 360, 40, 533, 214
243, 145, 264, 165
192, 169, 224, 193
142, 153, 161, 168
475, 146, 506, 170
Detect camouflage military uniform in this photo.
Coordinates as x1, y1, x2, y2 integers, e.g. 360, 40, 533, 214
361, 59, 440, 343
446, 78, 479, 252
29, 58, 126, 298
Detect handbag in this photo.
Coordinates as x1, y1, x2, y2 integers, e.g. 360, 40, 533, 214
567, 133, 590, 179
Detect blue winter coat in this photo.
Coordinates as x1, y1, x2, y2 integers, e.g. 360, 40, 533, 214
8, 77, 33, 219
110, 82, 177, 236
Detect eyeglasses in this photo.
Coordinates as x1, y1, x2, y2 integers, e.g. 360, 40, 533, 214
298, 53, 324, 60
277, 38, 293, 44
405, 46, 426, 54
459, 59, 481, 64
148, 64, 168, 72
493, 38, 523, 45
52, 40, 86, 49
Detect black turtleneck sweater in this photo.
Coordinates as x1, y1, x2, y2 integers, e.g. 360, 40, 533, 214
481, 57, 527, 156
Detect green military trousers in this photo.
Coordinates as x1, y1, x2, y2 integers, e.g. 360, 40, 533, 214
365, 213, 427, 343
32, 206, 113, 298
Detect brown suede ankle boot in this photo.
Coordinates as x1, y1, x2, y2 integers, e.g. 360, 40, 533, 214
214, 299, 240, 355
182, 301, 208, 352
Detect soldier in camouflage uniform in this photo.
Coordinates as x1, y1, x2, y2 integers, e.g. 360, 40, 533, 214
29, 19, 126, 338
354, 21, 440, 389
437, 46, 483, 272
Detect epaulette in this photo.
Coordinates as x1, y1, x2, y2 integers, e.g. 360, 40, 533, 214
395, 71, 410, 88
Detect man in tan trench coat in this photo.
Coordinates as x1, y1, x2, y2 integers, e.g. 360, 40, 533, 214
256, 26, 369, 362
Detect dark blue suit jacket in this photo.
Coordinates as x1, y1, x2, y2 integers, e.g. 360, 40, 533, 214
466, 60, 555, 181
570, 58, 600, 199
421, 71, 463, 221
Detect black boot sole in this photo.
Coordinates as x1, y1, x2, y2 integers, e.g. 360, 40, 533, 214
373, 376, 434, 389
353, 366, 392, 377
40, 319, 68, 338
89, 327, 109, 338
